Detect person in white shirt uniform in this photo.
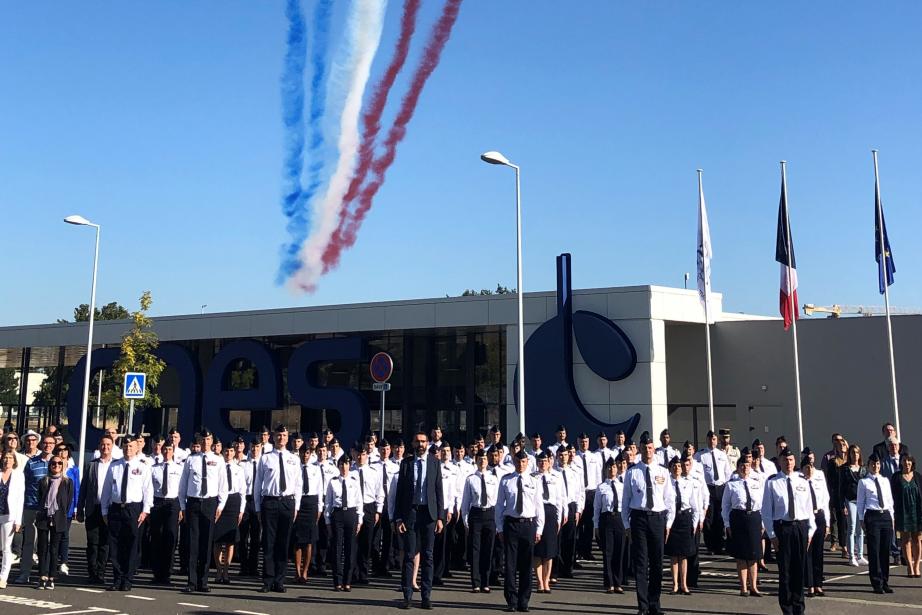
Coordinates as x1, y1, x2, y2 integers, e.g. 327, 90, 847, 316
324, 454, 362, 591
547, 425, 568, 457
750, 439, 778, 479
432, 442, 459, 586
178, 429, 228, 594
460, 449, 500, 593
528, 433, 544, 458
611, 430, 627, 459
312, 442, 338, 577
352, 446, 385, 585
168, 428, 190, 464
761, 448, 817, 615
495, 450, 545, 613
667, 456, 701, 596
449, 442, 474, 573
213, 444, 245, 585
238, 438, 262, 577
593, 454, 627, 594
372, 439, 400, 577
622, 434, 676, 615
858, 453, 896, 594
150, 441, 183, 585
574, 433, 603, 561
655, 429, 680, 468
695, 430, 733, 556
596, 432, 615, 465
258, 426, 273, 455
292, 445, 323, 584
681, 441, 708, 589
721, 455, 765, 596
553, 444, 584, 580
532, 451, 566, 593
801, 458, 831, 597
100, 434, 153, 591
254, 424, 302, 594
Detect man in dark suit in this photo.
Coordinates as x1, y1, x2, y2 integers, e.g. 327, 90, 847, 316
77, 434, 115, 585
394, 431, 444, 610
873, 423, 909, 462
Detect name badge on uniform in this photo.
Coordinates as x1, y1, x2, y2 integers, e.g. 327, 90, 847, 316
207, 460, 218, 467
654, 475, 665, 485
131, 468, 142, 476
795, 484, 807, 493
285, 458, 297, 466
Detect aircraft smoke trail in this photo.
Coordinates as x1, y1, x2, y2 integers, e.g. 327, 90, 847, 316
276, 0, 309, 285
320, 0, 463, 275
291, 0, 388, 292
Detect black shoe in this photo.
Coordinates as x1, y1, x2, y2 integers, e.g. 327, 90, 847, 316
518, 608, 530, 613
258, 584, 271, 593
182, 585, 196, 593
107, 584, 120, 591
884, 586, 894, 594
273, 583, 287, 593
505, 606, 517, 613
121, 582, 132, 592
399, 598, 411, 610
421, 601, 432, 610
199, 585, 211, 593
873, 588, 884, 594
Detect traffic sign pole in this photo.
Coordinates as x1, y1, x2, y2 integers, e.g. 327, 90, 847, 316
379, 388, 385, 441
127, 398, 135, 434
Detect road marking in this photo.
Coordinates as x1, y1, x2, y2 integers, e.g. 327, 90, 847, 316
818, 596, 922, 610
0, 595, 71, 609
177, 603, 209, 608
125, 595, 155, 601
36, 609, 117, 615
235, 610, 271, 615
827, 564, 898, 583
75, 588, 105, 594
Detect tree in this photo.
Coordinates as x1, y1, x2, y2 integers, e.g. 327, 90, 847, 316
460, 284, 516, 297
0, 369, 18, 405
56, 301, 129, 324
99, 291, 166, 419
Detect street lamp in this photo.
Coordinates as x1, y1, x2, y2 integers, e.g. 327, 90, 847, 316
64, 214, 100, 481
480, 150, 526, 437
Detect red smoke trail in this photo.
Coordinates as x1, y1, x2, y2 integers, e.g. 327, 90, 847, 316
322, 0, 463, 273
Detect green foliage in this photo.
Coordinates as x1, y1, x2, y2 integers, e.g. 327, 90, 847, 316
57, 301, 129, 324
100, 291, 166, 412
0, 369, 18, 405
460, 284, 516, 297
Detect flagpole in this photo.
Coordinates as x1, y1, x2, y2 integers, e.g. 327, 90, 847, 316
872, 149, 901, 438
698, 169, 715, 434
781, 161, 805, 453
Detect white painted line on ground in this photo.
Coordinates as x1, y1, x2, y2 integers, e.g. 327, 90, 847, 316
818, 595, 922, 610
75, 588, 105, 594
234, 610, 271, 615
125, 595, 156, 601
0, 595, 71, 609
36, 609, 117, 615
177, 603, 210, 608
826, 564, 898, 583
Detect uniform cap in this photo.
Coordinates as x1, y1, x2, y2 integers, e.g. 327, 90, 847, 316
514, 450, 529, 460
718, 428, 731, 436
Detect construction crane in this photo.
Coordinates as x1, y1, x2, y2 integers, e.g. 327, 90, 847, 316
803, 304, 922, 318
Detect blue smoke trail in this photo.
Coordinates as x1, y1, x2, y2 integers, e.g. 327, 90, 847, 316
277, 0, 334, 284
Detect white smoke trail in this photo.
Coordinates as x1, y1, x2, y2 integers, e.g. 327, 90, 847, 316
291, 0, 388, 292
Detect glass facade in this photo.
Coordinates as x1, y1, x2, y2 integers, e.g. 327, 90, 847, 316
0, 327, 506, 446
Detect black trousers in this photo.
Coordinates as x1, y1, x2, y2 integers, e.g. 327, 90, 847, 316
149, 498, 180, 581
330, 508, 359, 587
774, 519, 808, 615
805, 513, 826, 588
553, 502, 578, 577
402, 505, 436, 602
15, 508, 37, 582
107, 502, 143, 585
704, 484, 726, 554
449, 511, 467, 569
866, 510, 894, 591
630, 509, 666, 614
687, 527, 701, 587
185, 496, 217, 589
576, 490, 596, 558
353, 502, 376, 582
372, 510, 392, 574
37, 527, 65, 579
468, 507, 495, 589
260, 496, 294, 587
502, 517, 535, 610
433, 514, 451, 582
84, 509, 110, 581
239, 496, 261, 575
598, 511, 627, 588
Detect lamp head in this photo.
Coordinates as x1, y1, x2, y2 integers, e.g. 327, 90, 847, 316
64, 215, 95, 227
480, 151, 512, 166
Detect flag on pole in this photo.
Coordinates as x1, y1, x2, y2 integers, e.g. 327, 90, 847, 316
696, 173, 713, 321
775, 174, 798, 330
875, 182, 896, 294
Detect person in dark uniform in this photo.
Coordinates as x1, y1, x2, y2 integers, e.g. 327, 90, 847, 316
553, 445, 583, 581
460, 448, 499, 593
665, 456, 700, 595
394, 431, 444, 610
313, 442, 338, 577
495, 450, 545, 612
593, 454, 627, 594
858, 453, 895, 594
532, 451, 564, 594
372, 439, 399, 577
573, 433, 602, 563
213, 443, 245, 585
292, 444, 323, 584
150, 441, 183, 585
100, 435, 153, 591
324, 454, 362, 590
622, 434, 675, 615
721, 455, 764, 596
801, 458, 830, 597
762, 448, 817, 615
695, 430, 732, 555
239, 437, 263, 577
178, 429, 228, 594
76, 434, 114, 585
254, 424, 302, 594
352, 445, 384, 585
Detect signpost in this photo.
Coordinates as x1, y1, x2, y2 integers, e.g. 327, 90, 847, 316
369, 353, 394, 440
123, 371, 146, 434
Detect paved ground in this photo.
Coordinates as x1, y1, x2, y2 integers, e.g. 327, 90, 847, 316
2, 531, 920, 614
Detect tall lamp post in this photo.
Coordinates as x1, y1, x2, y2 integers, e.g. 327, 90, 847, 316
64, 215, 100, 481
480, 151, 526, 437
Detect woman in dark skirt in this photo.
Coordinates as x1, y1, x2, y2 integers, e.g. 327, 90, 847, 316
721, 456, 764, 596
666, 456, 700, 595
593, 453, 628, 594
532, 451, 564, 593
292, 445, 323, 584
213, 444, 245, 584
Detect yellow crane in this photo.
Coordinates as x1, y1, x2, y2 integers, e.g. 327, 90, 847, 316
803, 304, 921, 318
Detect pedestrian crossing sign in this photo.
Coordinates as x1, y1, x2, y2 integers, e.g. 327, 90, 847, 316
123, 372, 147, 399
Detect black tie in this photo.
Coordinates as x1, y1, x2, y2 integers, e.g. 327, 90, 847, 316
675, 479, 682, 514
416, 459, 424, 504
515, 475, 524, 515
251, 461, 256, 496
302, 465, 309, 495
582, 455, 589, 488
874, 476, 884, 509
744, 480, 752, 511
200, 454, 208, 497
342, 477, 348, 508
562, 470, 569, 497
644, 466, 654, 510
711, 450, 720, 482
120, 461, 129, 503
480, 473, 487, 507
160, 464, 168, 498
226, 463, 232, 492
359, 468, 366, 501
542, 475, 550, 501
809, 480, 817, 512
278, 451, 287, 493
611, 479, 619, 513
382, 465, 389, 498
786, 477, 795, 520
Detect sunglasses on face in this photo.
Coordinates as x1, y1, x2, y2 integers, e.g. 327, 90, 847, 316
50, 462, 64, 466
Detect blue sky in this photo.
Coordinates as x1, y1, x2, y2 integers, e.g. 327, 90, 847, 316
2, 1, 921, 326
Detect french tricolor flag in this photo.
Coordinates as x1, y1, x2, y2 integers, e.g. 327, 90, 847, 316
775, 172, 799, 330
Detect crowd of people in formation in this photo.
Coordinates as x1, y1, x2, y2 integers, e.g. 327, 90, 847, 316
0, 419, 917, 614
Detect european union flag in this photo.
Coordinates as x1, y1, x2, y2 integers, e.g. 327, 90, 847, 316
875, 183, 896, 294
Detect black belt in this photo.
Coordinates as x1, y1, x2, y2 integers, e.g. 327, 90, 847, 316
471, 506, 494, 512
505, 516, 534, 523
111, 502, 137, 508
630, 508, 665, 516
154, 497, 177, 502
776, 519, 807, 526
262, 495, 295, 501
865, 509, 891, 516
733, 509, 757, 515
